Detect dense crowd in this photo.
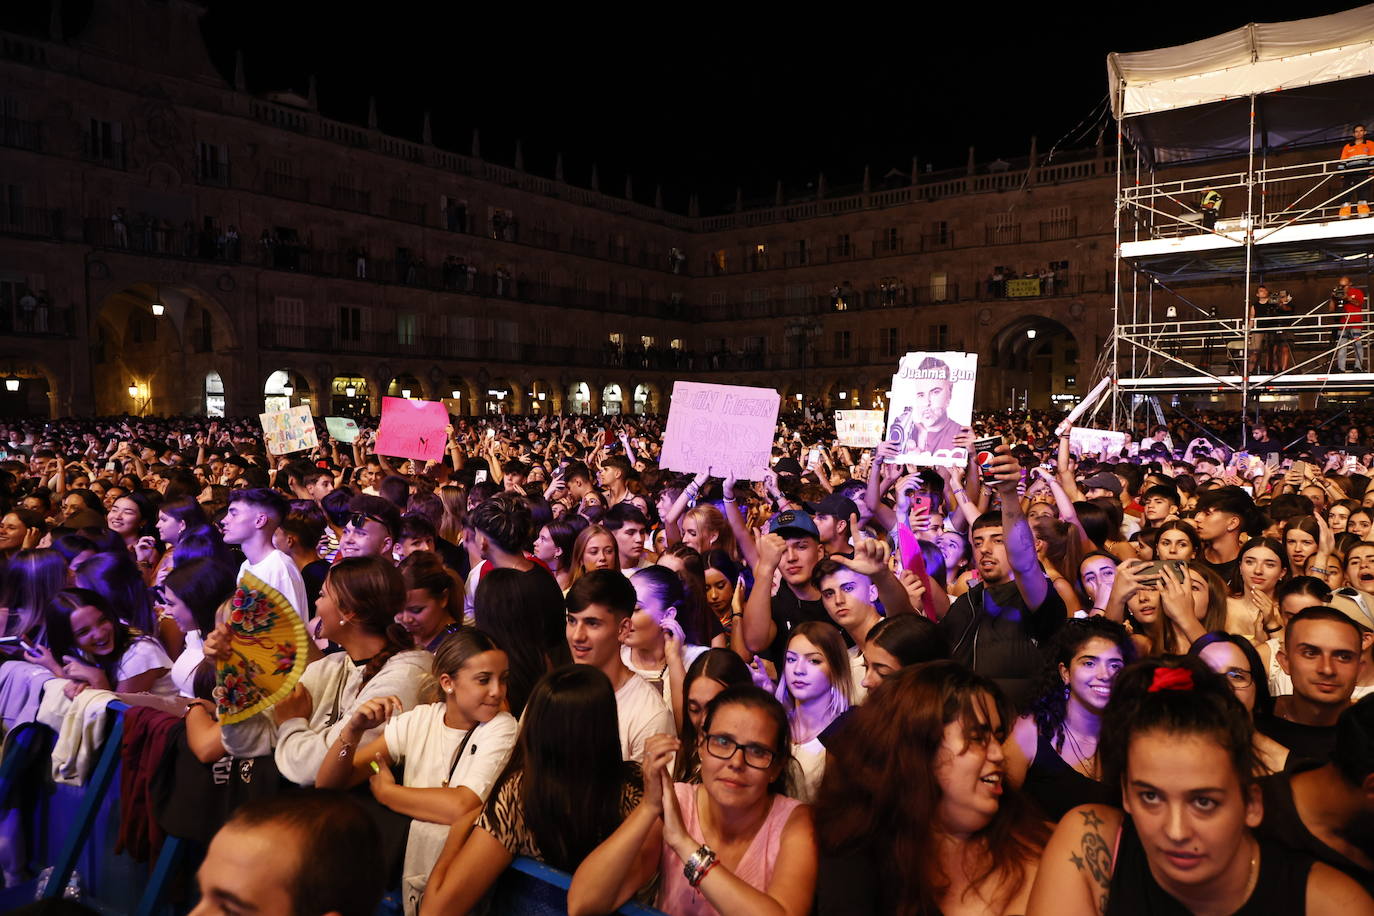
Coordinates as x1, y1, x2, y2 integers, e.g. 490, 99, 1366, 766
7, 406, 1374, 915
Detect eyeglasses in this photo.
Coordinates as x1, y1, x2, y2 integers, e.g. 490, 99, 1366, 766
703, 733, 777, 769
1220, 667, 1254, 688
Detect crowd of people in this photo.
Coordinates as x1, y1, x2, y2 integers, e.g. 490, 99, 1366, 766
9, 404, 1374, 914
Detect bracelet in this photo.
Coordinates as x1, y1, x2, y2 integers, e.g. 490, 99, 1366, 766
694, 856, 720, 887
723, 496, 736, 503
683, 844, 718, 887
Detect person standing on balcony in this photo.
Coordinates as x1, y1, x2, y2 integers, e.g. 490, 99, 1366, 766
1340, 125, 1374, 219
1201, 186, 1222, 230
1335, 277, 1367, 372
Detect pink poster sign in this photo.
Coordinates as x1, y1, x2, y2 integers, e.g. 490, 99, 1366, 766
376, 396, 448, 462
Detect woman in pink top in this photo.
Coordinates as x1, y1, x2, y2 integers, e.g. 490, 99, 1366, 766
568, 685, 817, 916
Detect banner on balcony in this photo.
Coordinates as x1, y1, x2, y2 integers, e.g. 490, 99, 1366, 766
660, 381, 779, 479
1069, 426, 1131, 459
377, 397, 449, 463
885, 351, 978, 467
259, 405, 318, 456
834, 410, 886, 448
1006, 278, 1042, 297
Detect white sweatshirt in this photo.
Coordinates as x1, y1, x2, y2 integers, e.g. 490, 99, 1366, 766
221, 649, 433, 785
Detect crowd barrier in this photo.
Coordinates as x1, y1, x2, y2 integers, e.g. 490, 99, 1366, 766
0, 700, 665, 916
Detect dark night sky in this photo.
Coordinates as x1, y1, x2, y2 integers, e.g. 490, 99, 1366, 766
6, 1, 1366, 212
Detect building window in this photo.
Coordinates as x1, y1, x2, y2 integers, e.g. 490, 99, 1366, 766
930, 272, 949, 302
397, 313, 417, 346
641, 335, 655, 350
881, 327, 899, 358
835, 233, 851, 256
882, 227, 900, 251
84, 118, 124, 168
928, 324, 949, 350
670, 338, 683, 350
834, 330, 851, 359
339, 306, 362, 342
195, 141, 229, 185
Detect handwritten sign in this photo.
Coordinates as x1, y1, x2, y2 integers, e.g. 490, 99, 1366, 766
325, 416, 360, 443
259, 405, 318, 455
885, 351, 978, 467
834, 410, 885, 448
660, 381, 779, 479
1006, 278, 1042, 298
376, 397, 448, 462
1070, 426, 1131, 458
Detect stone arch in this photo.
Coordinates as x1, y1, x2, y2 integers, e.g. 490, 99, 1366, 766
263, 368, 313, 415
567, 380, 593, 415
329, 374, 373, 418
631, 381, 660, 414
89, 280, 241, 415
0, 356, 60, 418
986, 314, 1084, 410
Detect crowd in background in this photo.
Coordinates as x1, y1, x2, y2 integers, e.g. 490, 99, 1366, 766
5, 405, 1374, 914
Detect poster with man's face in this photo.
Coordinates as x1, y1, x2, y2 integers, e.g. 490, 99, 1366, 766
885, 351, 977, 466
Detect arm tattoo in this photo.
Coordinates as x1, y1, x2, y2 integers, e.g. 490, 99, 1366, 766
1004, 518, 1037, 568
1069, 811, 1112, 915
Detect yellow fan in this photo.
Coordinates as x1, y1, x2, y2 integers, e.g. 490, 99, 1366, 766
214, 572, 309, 725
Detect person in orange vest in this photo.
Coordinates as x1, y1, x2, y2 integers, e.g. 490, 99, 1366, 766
1339, 124, 1374, 219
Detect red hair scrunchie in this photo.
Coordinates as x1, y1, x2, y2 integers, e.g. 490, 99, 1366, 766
1148, 667, 1194, 693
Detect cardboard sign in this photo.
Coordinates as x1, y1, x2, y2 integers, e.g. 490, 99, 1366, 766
660, 381, 779, 479
1070, 426, 1131, 458
834, 410, 885, 447
376, 397, 449, 462
885, 351, 978, 467
259, 405, 318, 456
325, 416, 360, 443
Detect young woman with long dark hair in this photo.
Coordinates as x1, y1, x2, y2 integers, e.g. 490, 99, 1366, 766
473, 565, 570, 717
814, 661, 1048, 915
419, 665, 647, 916
1029, 656, 1372, 915
1006, 618, 1133, 821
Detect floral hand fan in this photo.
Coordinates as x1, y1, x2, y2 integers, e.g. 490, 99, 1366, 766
214, 572, 309, 725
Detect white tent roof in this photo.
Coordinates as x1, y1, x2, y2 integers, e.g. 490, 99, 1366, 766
1109, 4, 1374, 119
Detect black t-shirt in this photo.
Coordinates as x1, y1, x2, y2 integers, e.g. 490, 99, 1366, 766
936, 578, 1067, 711
1204, 555, 1241, 587
1256, 713, 1338, 766
765, 584, 830, 670
1257, 759, 1374, 897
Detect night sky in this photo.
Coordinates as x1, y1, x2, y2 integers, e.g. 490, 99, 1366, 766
5, 1, 1365, 212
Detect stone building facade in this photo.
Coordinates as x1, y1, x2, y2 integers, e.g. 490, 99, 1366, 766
0, 0, 1236, 420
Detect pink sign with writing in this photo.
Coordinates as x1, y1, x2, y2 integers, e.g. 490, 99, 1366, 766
376, 396, 448, 462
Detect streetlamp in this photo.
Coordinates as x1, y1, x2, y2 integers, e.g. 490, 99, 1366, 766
784, 315, 822, 416
4, 376, 17, 392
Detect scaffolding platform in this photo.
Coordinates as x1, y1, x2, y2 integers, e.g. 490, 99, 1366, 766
1105, 5, 1374, 435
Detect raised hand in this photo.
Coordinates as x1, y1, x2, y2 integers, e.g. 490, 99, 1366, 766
346, 695, 403, 740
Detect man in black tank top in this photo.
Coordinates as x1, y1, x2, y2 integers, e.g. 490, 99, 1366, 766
1257, 698, 1374, 896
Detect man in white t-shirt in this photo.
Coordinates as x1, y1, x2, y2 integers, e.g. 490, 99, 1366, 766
221, 488, 308, 626
565, 569, 674, 762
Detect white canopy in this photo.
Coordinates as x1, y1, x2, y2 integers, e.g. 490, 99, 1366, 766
1109, 4, 1374, 119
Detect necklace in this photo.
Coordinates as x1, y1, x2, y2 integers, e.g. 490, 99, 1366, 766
1060, 726, 1100, 780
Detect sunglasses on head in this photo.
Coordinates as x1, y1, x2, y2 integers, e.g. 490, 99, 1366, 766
348, 512, 386, 529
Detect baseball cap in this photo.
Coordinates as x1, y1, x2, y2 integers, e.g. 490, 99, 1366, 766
1329, 593, 1374, 632
773, 457, 804, 477
767, 509, 820, 541
812, 493, 859, 521
1081, 472, 1123, 496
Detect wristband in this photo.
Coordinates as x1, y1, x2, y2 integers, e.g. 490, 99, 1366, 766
684, 845, 718, 887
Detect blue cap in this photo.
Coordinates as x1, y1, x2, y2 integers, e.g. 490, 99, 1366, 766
767, 509, 820, 540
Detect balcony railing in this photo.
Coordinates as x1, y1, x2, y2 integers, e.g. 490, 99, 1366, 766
194, 160, 231, 188
0, 115, 41, 152
1040, 218, 1077, 240
330, 185, 371, 212
390, 198, 426, 223
264, 171, 310, 201
81, 132, 125, 169
986, 224, 1022, 245
0, 301, 73, 337
1, 206, 64, 240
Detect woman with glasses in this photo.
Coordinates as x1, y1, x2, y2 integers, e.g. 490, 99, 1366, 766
569, 684, 817, 916
1190, 631, 1290, 774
